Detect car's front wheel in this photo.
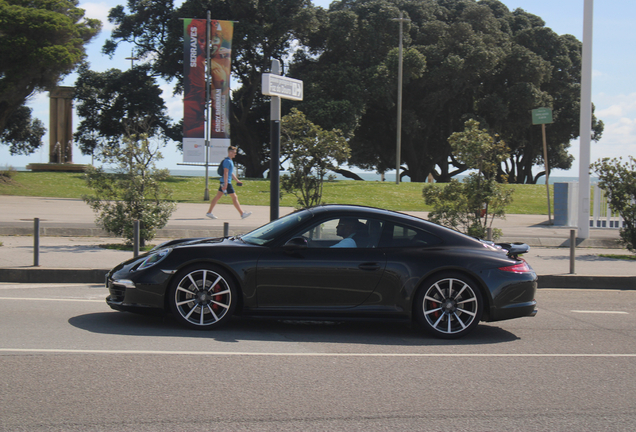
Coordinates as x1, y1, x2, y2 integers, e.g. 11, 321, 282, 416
414, 272, 483, 339
168, 264, 237, 329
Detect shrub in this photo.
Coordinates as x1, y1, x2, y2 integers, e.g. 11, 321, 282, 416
591, 156, 636, 253
0, 166, 17, 183
83, 133, 175, 247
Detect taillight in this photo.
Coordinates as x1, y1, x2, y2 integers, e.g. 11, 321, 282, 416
499, 261, 531, 273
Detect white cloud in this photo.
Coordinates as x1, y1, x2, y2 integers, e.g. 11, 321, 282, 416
160, 83, 184, 120
595, 92, 636, 118
80, 2, 116, 32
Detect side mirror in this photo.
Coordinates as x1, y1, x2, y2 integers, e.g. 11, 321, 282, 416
283, 237, 308, 250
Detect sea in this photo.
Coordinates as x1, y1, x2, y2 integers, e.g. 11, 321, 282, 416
169, 169, 595, 185
14, 166, 595, 185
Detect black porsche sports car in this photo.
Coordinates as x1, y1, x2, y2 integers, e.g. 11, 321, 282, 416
106, 205, 537, 338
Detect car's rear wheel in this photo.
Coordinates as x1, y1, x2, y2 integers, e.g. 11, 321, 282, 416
414, 272, 483, 339
168, 264, 237, 329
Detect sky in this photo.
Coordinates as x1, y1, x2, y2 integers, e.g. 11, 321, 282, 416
3, 0, 635, 179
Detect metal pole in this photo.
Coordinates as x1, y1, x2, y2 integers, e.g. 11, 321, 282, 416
34, 218, 40, 267
578, 0, 594, 239
133, 220, 140, 258
542, 124, 552, 224
569, 229, 576, 274
203, 11, 212, 201
270, 59, 282, 221
223, 222, 229, 237
392, 12, 409, 185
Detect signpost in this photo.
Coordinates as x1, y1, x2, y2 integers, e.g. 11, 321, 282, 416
532, 107, 554, 224
262, 73, 303, 101
262, 62, 303, 221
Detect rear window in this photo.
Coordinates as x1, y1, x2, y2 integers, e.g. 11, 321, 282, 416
381, 223, 442, 248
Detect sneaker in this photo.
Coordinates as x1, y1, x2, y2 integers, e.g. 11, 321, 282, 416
206, 213, 217, 219
241, 212, 252, 219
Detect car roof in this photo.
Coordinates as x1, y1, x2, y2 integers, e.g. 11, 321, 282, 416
304, 204, 479, 245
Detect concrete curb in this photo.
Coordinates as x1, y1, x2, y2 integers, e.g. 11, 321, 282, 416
1, 268, 633, 289
537, 275, 636, 290
0, 268, 108, 284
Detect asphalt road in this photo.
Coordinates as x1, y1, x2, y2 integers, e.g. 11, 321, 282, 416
1, 284, 635, 432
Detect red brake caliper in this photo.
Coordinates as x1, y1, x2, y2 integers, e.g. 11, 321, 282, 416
212, 283, 222, 312
429, 301, 440, 319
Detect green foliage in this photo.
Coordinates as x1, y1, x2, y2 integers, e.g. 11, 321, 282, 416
0, 0, 101, 146
291, 0, 602, 183
591, 156, 636, 253
0, 165, 17, 183
0, 106, 46, 155
424, 175, 513, 239
74, 63, 179, 158
448, 119, 509, 178
103, 0, 320, 177
83, 131, 176, 247
281, 108, 350, 208
424, 120, 514, 239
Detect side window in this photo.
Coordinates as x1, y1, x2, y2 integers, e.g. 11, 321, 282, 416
296, 218, 384, 249
383, 223, 442, 248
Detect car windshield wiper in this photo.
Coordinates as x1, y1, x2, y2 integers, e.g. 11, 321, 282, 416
230, 235, 247, 244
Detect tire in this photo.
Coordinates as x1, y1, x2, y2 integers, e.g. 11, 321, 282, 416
168, 264, 237, 329
414, 272, 483, 339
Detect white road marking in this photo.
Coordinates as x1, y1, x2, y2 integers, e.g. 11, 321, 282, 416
571, 310, 629, 314
1, 348, 635, 357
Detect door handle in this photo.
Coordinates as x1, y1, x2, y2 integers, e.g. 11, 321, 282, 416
358, 262, 381, 271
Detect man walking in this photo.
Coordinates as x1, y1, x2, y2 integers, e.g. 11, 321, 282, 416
206, 146, 252, 219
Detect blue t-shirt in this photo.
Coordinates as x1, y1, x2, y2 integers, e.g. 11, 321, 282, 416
220, 157, 234, 184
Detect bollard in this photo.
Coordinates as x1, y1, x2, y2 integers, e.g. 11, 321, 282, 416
569, 229, 576, 274
486, 227, 493, 242
223, 222, 229, 237
34, 218, 40, 267
133, 220, 140, 258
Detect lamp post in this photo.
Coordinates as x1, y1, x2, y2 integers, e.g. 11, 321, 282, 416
578, 0, 594, 239
392, 11, 410, 185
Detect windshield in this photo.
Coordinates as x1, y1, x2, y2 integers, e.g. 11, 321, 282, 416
241, 209, 313, 245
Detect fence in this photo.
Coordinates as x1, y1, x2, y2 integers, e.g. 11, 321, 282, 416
591, 184, 626, 229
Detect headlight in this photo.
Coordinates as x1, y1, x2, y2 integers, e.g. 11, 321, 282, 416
136, 248, 172, 271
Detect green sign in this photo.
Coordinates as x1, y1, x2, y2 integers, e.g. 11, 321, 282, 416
532, 107, 553, 125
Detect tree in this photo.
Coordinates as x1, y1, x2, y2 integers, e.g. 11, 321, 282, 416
83, 125, 176, 247
0, 0, 101, 152
102, 0, 320, 177
290, 0, 602, 183
423, 120, 513, 239
476, 7, 604, 184
280, 108, 350, 208
591, 157, 636, 253
74, 63, 180, 159
0, 106, 46, 155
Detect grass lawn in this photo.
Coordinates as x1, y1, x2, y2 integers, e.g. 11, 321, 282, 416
0, 171, 560, 214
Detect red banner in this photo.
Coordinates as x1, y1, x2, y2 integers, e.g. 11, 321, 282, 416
183, 18, 206, 139
183, 19, 233, 162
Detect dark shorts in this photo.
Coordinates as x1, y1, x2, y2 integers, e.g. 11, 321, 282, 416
219, 183, 235, 194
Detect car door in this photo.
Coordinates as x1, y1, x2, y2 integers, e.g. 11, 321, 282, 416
256, 217, 387, 308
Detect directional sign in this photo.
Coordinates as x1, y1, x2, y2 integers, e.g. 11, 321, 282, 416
262, 73, 303, 101
532, 107, 553, 125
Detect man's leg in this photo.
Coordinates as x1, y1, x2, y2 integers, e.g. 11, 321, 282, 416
207, 190, 224, 215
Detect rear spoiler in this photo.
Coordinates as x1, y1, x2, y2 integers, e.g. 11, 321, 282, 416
495, 242, 530, 259
480, 240, 530, 259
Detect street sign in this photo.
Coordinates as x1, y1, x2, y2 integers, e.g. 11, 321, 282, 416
262, 73, 303, 101
532, 107, 553, 125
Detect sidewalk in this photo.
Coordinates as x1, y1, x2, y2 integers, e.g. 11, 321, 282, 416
1, 196, 633, 288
